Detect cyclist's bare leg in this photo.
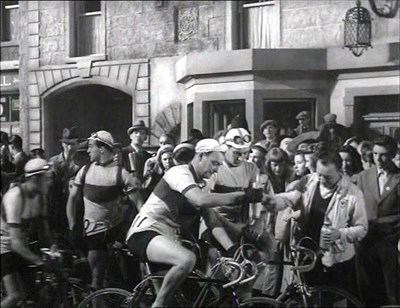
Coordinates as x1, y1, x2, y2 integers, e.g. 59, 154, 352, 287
1, 273, 25, 308
88, 249, 108, 290
146, 235, 196, 308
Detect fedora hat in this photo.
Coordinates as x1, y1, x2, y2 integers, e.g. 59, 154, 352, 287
60, 127, 79, 144
127, 120, 150, 135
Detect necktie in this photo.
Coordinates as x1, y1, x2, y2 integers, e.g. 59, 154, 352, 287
378, 170, 387, 196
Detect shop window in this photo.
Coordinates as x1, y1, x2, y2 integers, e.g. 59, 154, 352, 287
0, 95, 19, 122
68, 1, 105, 57
206, 100, 245, 137
1, 1, 19, 42
239, 0, 280, 48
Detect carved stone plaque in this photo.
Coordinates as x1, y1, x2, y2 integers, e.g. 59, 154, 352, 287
176, 6, 198, 41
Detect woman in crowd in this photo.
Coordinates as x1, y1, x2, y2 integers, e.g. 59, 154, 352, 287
143, 144, 174, 192
338, 145, 364, 181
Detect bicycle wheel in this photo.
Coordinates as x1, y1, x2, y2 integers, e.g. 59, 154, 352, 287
240, 297, 283, 307
284, 285, 364, 308
77, 288, 133, 308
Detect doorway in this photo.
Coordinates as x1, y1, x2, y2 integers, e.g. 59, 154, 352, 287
43, 84, 132, 157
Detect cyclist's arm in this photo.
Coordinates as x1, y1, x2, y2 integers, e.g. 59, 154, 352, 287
3, 189, 42, 265
66, 184, 80, 230
184, 186, 244, 209
123, 170, 145, 211
9, 227, 43, 265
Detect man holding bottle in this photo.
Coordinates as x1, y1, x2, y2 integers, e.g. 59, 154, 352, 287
263, 151, 368, 295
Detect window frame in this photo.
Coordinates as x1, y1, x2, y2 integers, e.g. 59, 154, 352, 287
238, 0, 281, 49
1, 1, 19, 44
65, 0, 106, 62
0, 94, 20, 123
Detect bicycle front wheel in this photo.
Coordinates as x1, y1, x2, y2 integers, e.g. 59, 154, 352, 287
77, 288, 133, 308
284, 285, 363, 307
240, 296, 282, 307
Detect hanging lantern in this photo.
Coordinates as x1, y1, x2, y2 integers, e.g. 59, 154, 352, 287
343, 0, 372, 57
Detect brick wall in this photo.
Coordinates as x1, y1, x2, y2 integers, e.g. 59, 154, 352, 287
37, 0, 225, 66
281, 0, 400, 48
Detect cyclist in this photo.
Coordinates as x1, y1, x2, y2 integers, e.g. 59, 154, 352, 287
1, 158, 53, 308
66, 130, 143, 291
126, 138, 246, 308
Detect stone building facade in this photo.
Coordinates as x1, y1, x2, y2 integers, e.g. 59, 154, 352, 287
0, 0, 399, 155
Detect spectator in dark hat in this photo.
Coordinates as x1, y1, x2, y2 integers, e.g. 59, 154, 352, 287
173, 142, 195, 165
9, 135, 29, 177
48, 127, 80, 241
294, 111, 312, 136
318, 122, 348, 153
257, 120, 281, 152
184, 128, 204, 146
121, 120, 152, 183
230, 114, 249, 131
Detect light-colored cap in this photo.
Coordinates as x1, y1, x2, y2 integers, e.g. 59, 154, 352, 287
224, 128, 251, 149
195, 138, 224, 153
24, 158, 50, 177
88, 130, 115, 148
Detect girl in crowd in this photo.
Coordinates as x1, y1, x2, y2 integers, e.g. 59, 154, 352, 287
143, 145, 174, 193
338, 145, 364, 181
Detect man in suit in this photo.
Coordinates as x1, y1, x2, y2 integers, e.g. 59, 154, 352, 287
121, 120, 152, 183
49, 127, 80, 241
9, 135, 29, 177
355, 135, 400, 306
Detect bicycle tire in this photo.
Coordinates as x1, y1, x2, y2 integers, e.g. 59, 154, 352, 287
240, 296, 283, 307
284, 285, 364, 307
77, 287, 133, 308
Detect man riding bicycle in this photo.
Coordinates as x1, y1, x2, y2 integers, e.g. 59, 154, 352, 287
1, 158, 53, 308
126, 138, 246, 308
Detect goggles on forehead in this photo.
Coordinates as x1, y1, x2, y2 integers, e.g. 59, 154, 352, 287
232, 135, 252, 145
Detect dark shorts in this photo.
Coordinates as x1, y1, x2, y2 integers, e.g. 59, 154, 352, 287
1, 252, 30, 278
127, 231, 161, 262
85, 224, 125, 251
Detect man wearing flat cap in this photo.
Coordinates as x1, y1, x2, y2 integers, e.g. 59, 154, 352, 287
257, 120, 281, 152
294, 111, 312, 136
121, 120, 152, 184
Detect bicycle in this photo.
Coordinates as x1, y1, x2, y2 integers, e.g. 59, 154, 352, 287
241, 237, 364, 307
2, 247, 92, 308
77, 239, 267, 308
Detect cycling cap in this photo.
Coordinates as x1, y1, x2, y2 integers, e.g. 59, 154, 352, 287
195, 138, 224, 153
225, 128, 252, 149
24, 158, 50, 177
88, 130, 115, 148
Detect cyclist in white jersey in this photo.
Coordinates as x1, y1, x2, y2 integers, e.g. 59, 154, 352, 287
126, 139, 246, 308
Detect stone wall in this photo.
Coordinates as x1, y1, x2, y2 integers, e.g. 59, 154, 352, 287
107, 1, 226, 59
38, 0, 225, 66
280, 0, 400, 48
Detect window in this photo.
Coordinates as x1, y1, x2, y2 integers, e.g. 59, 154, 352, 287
0, 95, 19, 122
1, 1, 19, 42
240, 0, 280, 48
72, 1, 105, 57
207, 100, 245, 137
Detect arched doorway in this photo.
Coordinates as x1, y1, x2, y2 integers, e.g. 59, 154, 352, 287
43, 84, 132, 157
